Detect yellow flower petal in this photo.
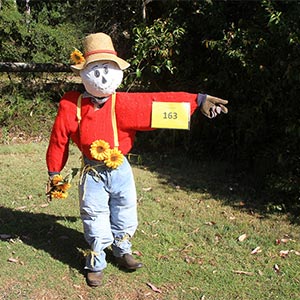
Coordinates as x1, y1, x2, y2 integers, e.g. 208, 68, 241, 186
60, 183, 71, 192
51, 190, 68, 199
52, 174, 63, 185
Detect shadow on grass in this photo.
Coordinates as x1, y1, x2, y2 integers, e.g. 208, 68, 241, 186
0, 207, 87, 273
130, 151, 300, 225
0, 207, 140, 273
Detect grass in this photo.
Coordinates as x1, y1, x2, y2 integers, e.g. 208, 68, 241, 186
0, 142, 300, 300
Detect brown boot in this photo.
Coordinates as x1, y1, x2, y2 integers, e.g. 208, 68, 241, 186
86, 271, 103, 287
115, 253, 143, 270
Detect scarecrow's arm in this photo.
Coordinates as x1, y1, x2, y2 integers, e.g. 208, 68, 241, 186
116, 92, 228, 131
46, 92, 80, 174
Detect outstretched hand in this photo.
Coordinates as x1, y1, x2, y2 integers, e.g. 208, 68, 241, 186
200, 95, 229, 119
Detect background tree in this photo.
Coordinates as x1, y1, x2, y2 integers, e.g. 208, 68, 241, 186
0, 0, 299, 208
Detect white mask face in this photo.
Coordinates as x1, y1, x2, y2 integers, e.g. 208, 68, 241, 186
80, 61, 123, 97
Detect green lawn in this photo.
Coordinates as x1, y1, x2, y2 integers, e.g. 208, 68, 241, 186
0, 143, 299, 300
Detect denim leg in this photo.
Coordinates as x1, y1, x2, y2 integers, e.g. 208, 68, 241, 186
109, 158, 138, 257
79, 172, 114, 271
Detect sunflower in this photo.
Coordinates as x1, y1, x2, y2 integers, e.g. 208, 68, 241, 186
60, 182, 72, 192
104, 148, 124, 169
47, 173, 73, 200
51, 174, 63, 185
70, 48, 85, 65
51, 190, 68, 199
90, 139, 111, 161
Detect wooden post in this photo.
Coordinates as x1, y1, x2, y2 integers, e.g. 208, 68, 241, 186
0, 62, 72, 73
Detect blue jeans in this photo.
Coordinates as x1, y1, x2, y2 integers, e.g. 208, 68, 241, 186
79, 156, 138, 271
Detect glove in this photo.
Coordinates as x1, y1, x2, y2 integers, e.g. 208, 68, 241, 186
197, 94, 228, 119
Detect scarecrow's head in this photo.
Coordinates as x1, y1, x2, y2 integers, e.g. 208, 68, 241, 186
71, 32, 130, 98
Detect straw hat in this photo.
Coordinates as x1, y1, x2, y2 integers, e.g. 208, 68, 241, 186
71, 32, 130, 73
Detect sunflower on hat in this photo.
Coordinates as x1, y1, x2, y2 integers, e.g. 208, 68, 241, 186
70, 48, 85, 65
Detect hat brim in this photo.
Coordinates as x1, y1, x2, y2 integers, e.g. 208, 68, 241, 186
71, 53, 130, 74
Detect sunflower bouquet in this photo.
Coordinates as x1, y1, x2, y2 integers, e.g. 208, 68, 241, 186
46, 174, 71, 200
90, 139, 123, 169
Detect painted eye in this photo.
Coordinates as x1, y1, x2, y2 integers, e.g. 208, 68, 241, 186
104, 66, 109, 74
94, 70, 100, 78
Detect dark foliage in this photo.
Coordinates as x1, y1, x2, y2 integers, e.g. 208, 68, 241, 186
1, 0, 299, 207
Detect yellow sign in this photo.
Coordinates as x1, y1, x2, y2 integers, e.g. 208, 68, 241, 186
151, 102, 191, 130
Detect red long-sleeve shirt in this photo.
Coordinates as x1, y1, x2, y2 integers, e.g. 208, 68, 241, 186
46, 91, 198, 172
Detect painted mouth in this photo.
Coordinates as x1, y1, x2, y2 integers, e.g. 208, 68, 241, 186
94, 81, 115, 91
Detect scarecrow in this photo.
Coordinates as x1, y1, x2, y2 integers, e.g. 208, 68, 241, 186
46, 32, 228, 287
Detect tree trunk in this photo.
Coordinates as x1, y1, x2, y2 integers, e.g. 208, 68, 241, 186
25, 0, 31, 23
